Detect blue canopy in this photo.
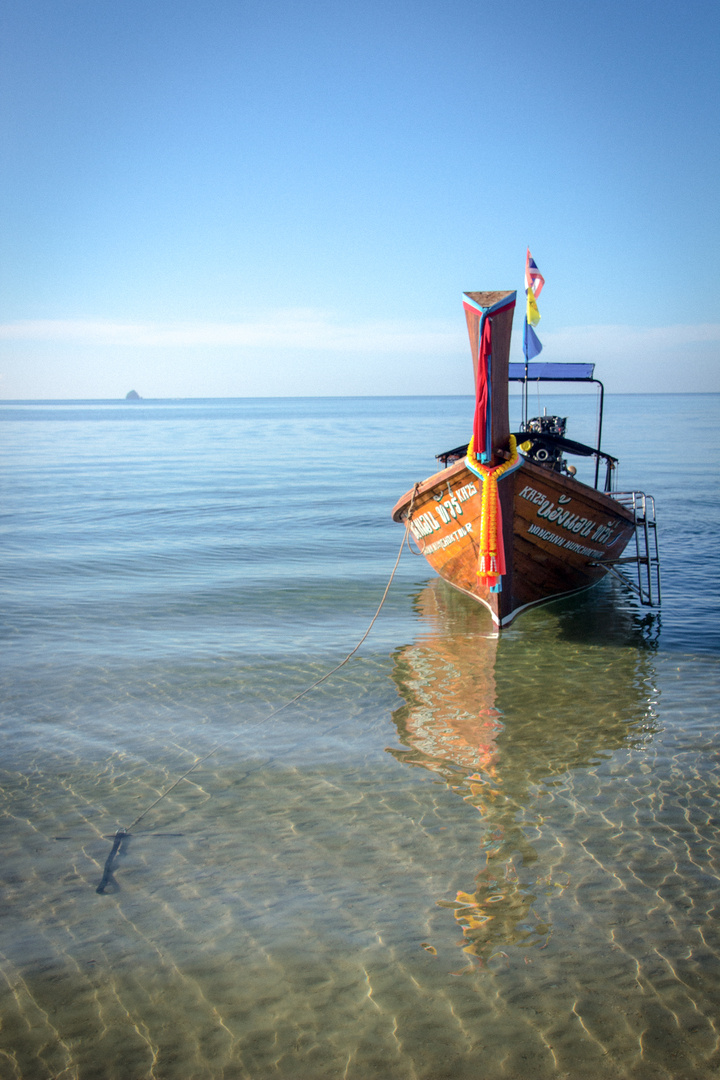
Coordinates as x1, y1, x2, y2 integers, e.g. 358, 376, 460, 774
509, 362, 596, 382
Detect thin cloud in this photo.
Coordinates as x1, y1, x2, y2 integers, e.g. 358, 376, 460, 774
0, 312, 462, 353
540, 323, 720, 360
2, 315, 717, 363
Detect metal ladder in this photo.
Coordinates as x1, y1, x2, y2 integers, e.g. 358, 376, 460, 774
604, 492, 662, 606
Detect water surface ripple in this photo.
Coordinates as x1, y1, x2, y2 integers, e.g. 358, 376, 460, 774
1, 395, 719, 1079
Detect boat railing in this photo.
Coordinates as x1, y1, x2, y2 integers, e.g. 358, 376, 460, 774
593, 492, 662, 607
435, 434, 619, 491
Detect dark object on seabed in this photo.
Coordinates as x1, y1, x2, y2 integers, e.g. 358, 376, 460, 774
96, 829, 130, 894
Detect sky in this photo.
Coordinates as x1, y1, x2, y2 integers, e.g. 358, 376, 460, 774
0, 0, 718, 398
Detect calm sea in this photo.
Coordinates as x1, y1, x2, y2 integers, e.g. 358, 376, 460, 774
1, 394, 719, 1080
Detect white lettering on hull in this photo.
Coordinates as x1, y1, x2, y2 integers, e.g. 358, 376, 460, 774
410, 477, 624, 562
423, 521, 474, 555
409, 480, 478, 547
409, 511, 442, 540
527, 522, 605, 559
518, 484, 625, 549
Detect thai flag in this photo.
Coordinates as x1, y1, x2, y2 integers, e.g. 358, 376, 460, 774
525, 249, 545, 297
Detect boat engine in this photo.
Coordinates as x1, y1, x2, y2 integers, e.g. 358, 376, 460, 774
521, 414, 567, 472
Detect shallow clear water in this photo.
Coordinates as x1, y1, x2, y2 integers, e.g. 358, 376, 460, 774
1, 394, 719, 1079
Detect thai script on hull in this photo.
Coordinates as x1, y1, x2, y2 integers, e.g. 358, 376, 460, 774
409, 481, 478, 541
518, 485, 622, 546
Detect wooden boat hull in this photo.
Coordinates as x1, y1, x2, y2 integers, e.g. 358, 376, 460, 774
392, 456, 636, 628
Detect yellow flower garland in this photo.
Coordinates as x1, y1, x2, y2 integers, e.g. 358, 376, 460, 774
465, 434, 519, 589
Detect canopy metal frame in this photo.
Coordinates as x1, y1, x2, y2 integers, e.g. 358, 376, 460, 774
509, 362, 606, 489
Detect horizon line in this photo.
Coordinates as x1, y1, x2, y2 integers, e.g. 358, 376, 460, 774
1, 390, 716, 404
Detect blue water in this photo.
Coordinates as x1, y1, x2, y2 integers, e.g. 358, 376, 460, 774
1, 394, 719, 1079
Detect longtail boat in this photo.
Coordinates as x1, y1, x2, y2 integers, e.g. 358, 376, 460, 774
392, 279, 660, 629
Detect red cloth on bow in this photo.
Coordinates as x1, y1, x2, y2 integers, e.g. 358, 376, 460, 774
472, 315, 492, 458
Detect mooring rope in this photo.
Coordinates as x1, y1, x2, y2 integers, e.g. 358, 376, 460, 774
97, 489, 419, 893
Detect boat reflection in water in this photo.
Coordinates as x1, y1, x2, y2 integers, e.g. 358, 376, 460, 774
388, 579, 660, 968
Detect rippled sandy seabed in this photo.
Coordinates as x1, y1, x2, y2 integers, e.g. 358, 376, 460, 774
2, 584, 719, 1080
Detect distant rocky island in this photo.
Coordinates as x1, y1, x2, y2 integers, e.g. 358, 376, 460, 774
125, 390, 141, 400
